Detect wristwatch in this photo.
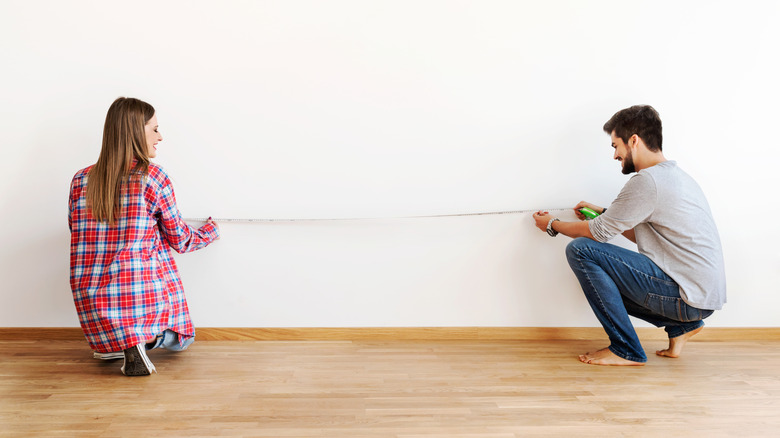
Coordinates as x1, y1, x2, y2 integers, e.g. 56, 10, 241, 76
547, 218, 560, 237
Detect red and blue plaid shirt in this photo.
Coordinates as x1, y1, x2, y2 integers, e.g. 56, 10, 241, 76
69, 162, 219, 353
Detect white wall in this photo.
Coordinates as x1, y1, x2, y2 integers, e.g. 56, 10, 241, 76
1, 0, 778, 328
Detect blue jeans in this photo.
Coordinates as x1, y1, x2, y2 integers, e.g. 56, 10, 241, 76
147, 329, 194, 351
565, 238, 713, 362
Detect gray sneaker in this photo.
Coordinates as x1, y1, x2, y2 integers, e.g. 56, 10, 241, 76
121, 344, 157, 376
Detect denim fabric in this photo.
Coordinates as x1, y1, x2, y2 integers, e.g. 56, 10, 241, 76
147, 329, 194, 351
566, 238, 713, 362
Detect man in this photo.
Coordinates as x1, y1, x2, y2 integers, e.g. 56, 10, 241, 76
533, 105, 726, 366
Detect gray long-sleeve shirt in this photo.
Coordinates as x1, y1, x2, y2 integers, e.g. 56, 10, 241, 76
588, 161, 726, 310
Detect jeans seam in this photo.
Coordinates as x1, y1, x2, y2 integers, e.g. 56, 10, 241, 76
678, 299, 684, 321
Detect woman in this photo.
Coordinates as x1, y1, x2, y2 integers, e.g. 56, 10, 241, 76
69, 97, 219, 376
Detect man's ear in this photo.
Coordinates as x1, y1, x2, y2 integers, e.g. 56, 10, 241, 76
629, 134, 642, 150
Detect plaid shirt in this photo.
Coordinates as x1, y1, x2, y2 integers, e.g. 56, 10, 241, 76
69, 162, 219, 353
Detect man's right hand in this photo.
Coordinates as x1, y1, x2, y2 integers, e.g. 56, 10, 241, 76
574, 201, 604, 221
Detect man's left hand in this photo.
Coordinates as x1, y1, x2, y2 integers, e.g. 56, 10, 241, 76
533, 211, 553, 232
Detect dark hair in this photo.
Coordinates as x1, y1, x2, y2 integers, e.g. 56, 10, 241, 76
603, 105, 663, 152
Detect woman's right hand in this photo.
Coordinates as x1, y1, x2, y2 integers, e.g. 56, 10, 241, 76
207, 217, 220, 239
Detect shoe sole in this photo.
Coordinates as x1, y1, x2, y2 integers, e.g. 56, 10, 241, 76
121, 345, 157, 376
93, 351, 124, 360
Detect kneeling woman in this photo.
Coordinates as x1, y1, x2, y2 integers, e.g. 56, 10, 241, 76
68, 97, 219, 376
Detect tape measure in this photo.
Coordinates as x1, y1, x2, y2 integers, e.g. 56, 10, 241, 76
185, 207, 573, 223
578, 207, 601, 220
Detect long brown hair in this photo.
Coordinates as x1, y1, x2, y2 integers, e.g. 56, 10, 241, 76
86, 97, 155, 226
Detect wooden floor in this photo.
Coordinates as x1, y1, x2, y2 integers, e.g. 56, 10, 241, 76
2, 338, 780, 437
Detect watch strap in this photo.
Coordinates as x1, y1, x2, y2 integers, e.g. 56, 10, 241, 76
546, 218, 560, 237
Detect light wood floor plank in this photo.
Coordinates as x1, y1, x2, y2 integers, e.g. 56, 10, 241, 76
2, 338, 780, 437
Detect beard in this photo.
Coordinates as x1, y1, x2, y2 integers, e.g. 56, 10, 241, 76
621, 150, 636, 174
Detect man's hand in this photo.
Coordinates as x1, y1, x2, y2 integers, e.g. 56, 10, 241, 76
533, 210, 595, 240
574, 201, 604, 221
533, 211, 554, 233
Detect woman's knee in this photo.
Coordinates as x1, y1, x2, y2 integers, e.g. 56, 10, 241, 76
160, 329, 194, 351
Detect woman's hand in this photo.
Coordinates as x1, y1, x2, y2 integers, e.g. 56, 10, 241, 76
207, 217, 220, 239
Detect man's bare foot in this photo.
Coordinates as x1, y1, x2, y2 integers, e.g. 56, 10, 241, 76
578, 347, 645, 366
656, 326, 702, 358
